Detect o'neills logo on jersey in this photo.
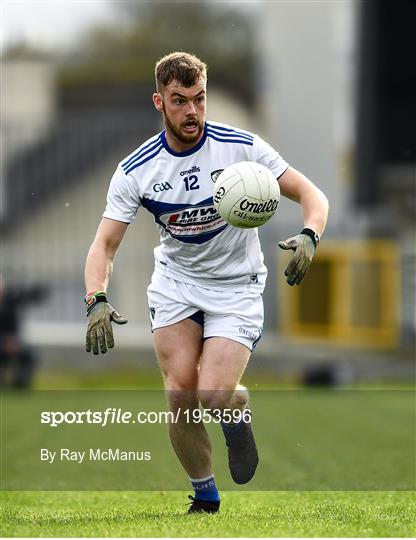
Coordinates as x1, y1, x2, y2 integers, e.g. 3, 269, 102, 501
180, 165, 200, 176
159, 204, 226, 238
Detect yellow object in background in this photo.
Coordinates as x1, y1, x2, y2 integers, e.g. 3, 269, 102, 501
279, 240, 401, 349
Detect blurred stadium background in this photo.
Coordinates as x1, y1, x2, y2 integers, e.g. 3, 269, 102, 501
1, 0, 414, 387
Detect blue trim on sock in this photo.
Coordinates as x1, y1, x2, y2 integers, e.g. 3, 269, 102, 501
191, 476, 220, 502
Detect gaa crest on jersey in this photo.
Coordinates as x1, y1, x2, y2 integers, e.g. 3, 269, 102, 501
211, 169, 224, 183
152, 182, 173, 192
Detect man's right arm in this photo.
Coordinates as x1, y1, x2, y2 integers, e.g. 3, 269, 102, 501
84, 217, 129, 354
85, 217, 128, 293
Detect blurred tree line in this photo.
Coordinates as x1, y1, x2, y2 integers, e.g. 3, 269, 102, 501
58, 1, 256, 108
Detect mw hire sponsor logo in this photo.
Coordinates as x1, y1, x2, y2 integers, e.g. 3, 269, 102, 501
159, 203, 225, 237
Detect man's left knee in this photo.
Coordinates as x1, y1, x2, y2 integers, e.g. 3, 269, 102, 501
198, 388, 234, 412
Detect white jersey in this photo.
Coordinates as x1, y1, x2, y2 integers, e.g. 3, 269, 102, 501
103, 121, 289, 291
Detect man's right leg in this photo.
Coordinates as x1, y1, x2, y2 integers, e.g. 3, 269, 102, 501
153, 318, 215, 482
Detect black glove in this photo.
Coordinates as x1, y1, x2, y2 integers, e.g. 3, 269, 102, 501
85, 292, 127, 354
278, 228, 319, 286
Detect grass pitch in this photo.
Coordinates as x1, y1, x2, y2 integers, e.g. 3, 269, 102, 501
2, 371, 414, 536
1, 490, 415, 537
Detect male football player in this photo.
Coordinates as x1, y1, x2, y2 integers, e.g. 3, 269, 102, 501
84, 52, 328, 513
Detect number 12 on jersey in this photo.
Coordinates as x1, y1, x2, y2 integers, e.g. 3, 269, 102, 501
183, 175, 200, 191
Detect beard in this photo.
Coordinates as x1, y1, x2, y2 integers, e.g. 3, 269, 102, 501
162, 103, 204, 145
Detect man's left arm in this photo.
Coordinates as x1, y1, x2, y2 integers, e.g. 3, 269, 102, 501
278, 166, 329, 286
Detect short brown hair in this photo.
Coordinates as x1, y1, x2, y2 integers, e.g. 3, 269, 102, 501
155, 52, 207, 91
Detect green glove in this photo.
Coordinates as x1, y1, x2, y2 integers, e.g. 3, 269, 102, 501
278, 228, 319, 286
85, 293, 128, 355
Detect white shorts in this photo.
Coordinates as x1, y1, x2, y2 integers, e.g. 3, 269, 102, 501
147, 271, 264, 351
